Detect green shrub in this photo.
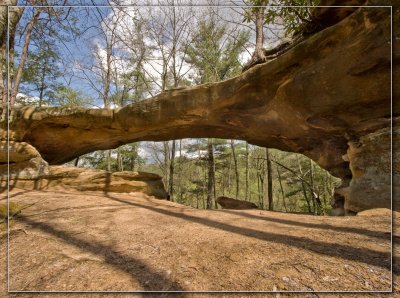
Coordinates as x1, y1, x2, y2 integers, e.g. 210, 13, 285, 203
0, 202, 23, 220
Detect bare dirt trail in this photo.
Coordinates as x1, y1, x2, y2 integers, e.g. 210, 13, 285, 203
0, 189, 398, 297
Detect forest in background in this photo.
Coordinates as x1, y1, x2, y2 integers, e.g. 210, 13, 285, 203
3, 0, 340, 214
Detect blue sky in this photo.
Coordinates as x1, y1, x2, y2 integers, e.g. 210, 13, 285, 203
15, 5, 113, 107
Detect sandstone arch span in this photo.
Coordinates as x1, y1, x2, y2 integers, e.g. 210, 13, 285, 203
1, 4, 397, 213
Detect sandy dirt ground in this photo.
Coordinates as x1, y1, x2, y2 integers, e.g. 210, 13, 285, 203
0, 188, 399, 297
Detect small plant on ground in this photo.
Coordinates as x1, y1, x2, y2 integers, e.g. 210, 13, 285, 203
0, 202, 24, 221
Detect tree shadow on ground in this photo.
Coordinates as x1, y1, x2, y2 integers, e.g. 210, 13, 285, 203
24, 203, 125, 218
218, 210, 391, 240
15, 215, 187, 292
104, 194, 391, 270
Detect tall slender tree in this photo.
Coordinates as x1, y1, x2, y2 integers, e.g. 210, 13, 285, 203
10, 7, 42, 105
185, 14, 249, 208
0, 2, 24, 105
265, 148, 273, 211
245, 142, 250, 200
230, 140, 240, 199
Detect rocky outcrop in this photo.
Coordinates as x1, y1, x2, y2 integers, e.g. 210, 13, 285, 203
5, 165, 168, 198
339, 126, 396, 213
216, 196, 258, 210
0, 141, 48, 180
0, 4, 397, 213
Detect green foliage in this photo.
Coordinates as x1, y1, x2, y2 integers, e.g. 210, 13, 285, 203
0, 202, 23, 220
185, 18, 250, 84
14, 5, 85, 105
78, 143, 144, 172
111, 68, 152, 107
244, 0, 319, 37
285, 188, 302, 198
21, 41, 62, 106
118, 143, 144, 170
52, 86, 94, 107
243, 0, 270, 23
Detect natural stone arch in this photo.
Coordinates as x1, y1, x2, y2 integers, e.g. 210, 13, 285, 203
1, 4, 397, 213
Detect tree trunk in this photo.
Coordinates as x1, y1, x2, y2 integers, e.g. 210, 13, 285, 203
0, 4, 7, 105
163, 141, 170, 188
266, 148, 273, 211
117, 148, 123, 171
0, 56, 4, 105
230, 139, 239, 199
228, 152, 232, 193
107, 150, 112, 172
38, 67, 46, 107
273, 157, 321, 214
258, 172, 264, 209
302, 180, 312, 213
198, 142, 206, 209
206, 138, 215, 209
315, 193, 323, 215
10, 8, 41, 106
103, 43, 112, 108
254, 7, 266, 61
38, 85, 44, 107
276, 166, 287, 212
242, 4, 266, 72
310, 160, 323, 214
0, 3, 24, 105
178, 139, 182, 201
245, 142, 250, 201
323, 171, 332, 208
169, 140, 176, 201
213, 147, 217, 208
297, 155, 312, 213
130, 157, 135, 171
74, 157, 79, 167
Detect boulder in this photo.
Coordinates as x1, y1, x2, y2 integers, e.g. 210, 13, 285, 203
216, 196, 258, 210
0, 141, 48, 180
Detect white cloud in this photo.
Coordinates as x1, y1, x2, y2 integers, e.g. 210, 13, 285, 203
16, 93, 48, 106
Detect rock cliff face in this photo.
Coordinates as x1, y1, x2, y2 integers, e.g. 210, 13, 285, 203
1, 4, 397, 213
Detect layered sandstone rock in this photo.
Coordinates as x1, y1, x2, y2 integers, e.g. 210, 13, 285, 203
5, 165, 168, 198
0, 4, 396, 213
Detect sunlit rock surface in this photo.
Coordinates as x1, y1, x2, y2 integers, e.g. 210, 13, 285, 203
5, 165, 168, 199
